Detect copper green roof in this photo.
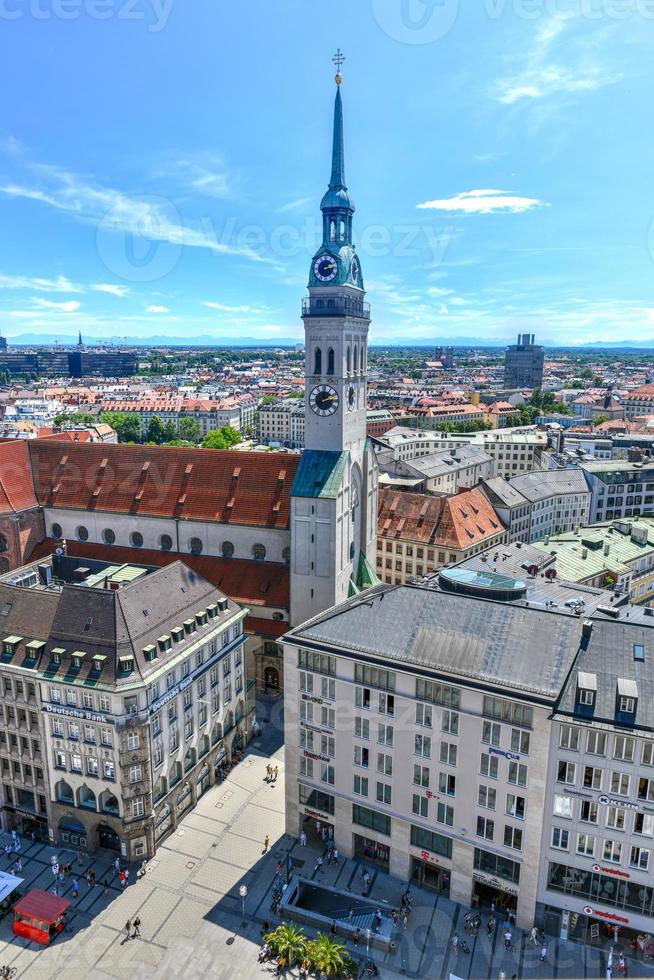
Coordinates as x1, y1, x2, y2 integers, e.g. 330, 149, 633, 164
291, 450, 349, 499
348, 578, 360, 598
356, 551, 380, 590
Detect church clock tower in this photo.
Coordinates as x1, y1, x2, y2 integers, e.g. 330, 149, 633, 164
290, 53, 378, 628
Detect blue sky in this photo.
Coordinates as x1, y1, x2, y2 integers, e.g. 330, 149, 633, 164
0, 0, 653, 346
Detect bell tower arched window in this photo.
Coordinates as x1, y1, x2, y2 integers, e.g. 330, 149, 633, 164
353, 345, 358, 374
314, 347, 322, 375
330, 220, 336, 242
346, 346, 351, 375
327, 347, 335, 375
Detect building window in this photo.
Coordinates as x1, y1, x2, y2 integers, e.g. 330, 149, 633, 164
102, 528, 115, 545
630, 846, 650, 871
482, 722, 501, 747
414, 734, 431, 758
413, 794, 428, 818
442, 710, 459, 735
559, 725, 580, 751
603, 840, 623, 864
477, 816, 494, 841
76, 526, 89, 542
352, 804, 391, 837
587, 731, 606, 755
252, 543, 266, 561
130, 531, 143, 548
551, 827, 569, 850
189, 537, 203, 556
504, 826, 522, 851
440, 742, 457, 766
354, 775, 368, 797
160, 534, 173, 552
222, 541, 234, 558
127, 732, 140, 750
478, 785, 496, 809
52, 523, 63, 539
506, 794, 526, 819
557, 762, 576, 785
480, 753, 498, 779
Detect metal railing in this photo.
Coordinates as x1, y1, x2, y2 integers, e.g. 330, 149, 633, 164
302, 297, 370, 319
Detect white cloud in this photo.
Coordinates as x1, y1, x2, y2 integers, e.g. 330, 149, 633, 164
417, 189, 547, 214
0, 273, 79, 292
493, 11, 621, 105
31, 298, 80, 312
146, 305, 169, 314
497, 66, 618, 105
277, 197, 312, 213
0, 161, 275, 265
92, 283, 128, 297
203, 301, 262, 314
156, 153, 232, 198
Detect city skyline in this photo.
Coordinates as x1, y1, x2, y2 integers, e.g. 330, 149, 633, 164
0, 1, 653, 345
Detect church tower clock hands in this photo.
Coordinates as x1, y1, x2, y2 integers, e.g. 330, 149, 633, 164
290, 51, 379, 628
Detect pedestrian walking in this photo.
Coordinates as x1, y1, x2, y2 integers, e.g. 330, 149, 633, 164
124, 869, 129, 886
274, 862, 282, 878
120, 870, 126, 889
618, 954, 626, 974
299, 830, 307, 847
103, 879, 109, 896
452, 933, 460, 954
332, 847, 339, 864
261, 919, 270, 935
77, 849, 83, 866
86, 869, 92, 888
504, 928, 513, 950
314, 856, 323, 874
138, 860, 147, 878
11, 830, 17, 845
132, 916, 141, 938
265, 764, 271, 781
391, 909, 398, 925
273, 766, 279, 781
315, 819, 321, 836
530, 926, 538, 945
402, 912, 409, 929
353, 928, 361, 946
72, 879, 79, 898
491, 900, 496, 916
124, 920, 131, 941
51, 886, 58, 897
330, 920, 337, 935
263, 834, 270, 853
540, 943, 547, 962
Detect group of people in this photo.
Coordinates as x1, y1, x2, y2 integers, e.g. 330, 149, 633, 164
265, 764, 279, 782
123, 916, 141, 941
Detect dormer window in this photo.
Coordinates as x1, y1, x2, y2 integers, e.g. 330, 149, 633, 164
157, 635, 172, 653
2, 636, 21, 657
171, 627, 184, 643
143, 644, 157, 662
616, 678, 638, 720
184, 619, 197, 636
71, 651, 86, 670
50, 647, 65, 666
118, 656, 134, 674
576, 671, 597, 714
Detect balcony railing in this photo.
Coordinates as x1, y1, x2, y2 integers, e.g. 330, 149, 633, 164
302, 297, 370, 319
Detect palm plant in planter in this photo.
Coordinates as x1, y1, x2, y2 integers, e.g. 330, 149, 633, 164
307, 933, 346, 975
264, 923, 307, 966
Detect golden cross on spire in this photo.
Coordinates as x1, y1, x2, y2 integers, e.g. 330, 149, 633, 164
332, 48, 345, 85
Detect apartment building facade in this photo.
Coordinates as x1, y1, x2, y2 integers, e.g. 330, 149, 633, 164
0, 555, 249, 860
538, 612, 654, 947
283, 576, 597, 929
581, 460, 654, 525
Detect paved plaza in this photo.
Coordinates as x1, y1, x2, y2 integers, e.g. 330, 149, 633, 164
0, 696, 652, 979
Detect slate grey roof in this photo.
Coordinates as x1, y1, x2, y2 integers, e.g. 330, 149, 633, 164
556, 615, 654, 730
509, 468, 590, 502
481, 477, 529, 510
289, 583, 586, 701
406, 446, 492, 480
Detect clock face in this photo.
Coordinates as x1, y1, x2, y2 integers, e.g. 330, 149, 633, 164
347, 383, 356, 411
310, 384, 339, 416
351, 256, 361, 287
314, 253, 338, 282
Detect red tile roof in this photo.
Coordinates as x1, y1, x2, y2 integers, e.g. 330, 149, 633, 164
27, 441, 298, 529
30, 539, 290, 610
377, 486, 505, 550
0, 441, 39, 514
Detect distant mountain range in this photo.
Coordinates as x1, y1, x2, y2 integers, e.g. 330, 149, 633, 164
3, 332, 654, 351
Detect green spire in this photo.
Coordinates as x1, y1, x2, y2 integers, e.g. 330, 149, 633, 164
329, 86, 346, 193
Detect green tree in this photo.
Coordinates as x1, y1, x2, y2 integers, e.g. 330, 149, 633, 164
201, 426, 241, 449
53, 410, 96, 427
146, 415, 166, 445
178, 416, 201, 444
592, 415, 609, 427
265, 924, 307, 966
162, 420, 178, 443
306, 933, 346, 975
100, 411, 142, 443
260, 394, 276, 405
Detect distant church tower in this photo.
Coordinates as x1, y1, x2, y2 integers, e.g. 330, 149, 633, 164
290, 53, 378, 627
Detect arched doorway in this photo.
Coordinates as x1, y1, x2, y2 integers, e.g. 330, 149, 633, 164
97, 823, 121, 851
264, 666, 280, 690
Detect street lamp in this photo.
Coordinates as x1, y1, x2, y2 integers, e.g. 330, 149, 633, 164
239, 884, 248, 925
365, 927, 372, 959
